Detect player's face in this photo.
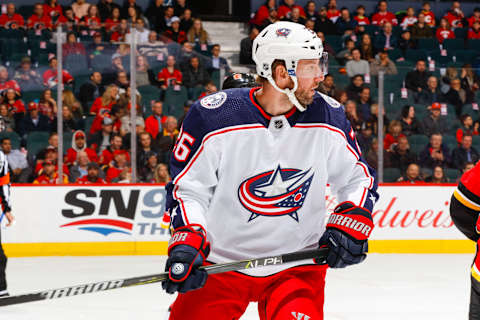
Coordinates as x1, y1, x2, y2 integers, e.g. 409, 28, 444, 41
295, 59, 324, 106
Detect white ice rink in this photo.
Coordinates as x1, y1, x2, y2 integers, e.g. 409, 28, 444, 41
0, 254, 473, 320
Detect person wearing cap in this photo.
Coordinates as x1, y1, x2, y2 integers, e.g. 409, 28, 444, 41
42, 56, 74, 89
66, 130, 98, 166
13, 57, 43, 91
0, 3, 24, 29
19, 101, 52, 138
106, 149, 130, 182
33, 160, 68, 184
421, 102, 450, 137
77, 161, 106, 184
163, 16, 186, 44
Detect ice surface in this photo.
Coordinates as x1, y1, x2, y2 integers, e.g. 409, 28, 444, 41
0, 254, 472, 320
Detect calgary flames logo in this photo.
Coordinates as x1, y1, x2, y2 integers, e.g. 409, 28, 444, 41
238, 166, 314, 222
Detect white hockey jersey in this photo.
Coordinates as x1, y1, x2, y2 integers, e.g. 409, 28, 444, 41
166, 87, 379, 276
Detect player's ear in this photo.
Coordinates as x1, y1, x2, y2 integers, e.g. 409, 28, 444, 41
272, 62, 289, 87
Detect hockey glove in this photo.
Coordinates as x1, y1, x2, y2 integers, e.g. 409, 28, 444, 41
317, 202, 374, 268
162, 224, 210, 294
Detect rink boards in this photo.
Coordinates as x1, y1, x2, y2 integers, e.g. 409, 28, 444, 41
1, 184, 474, 257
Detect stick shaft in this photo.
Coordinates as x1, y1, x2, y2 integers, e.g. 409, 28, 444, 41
0, 248, 328, 307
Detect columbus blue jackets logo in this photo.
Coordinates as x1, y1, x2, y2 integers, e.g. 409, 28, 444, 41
238, 166, 314, 222
200, 92, 227, 109
276, 28, 291, 37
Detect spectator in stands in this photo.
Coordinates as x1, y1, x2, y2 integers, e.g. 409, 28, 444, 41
206, 44, 232, 75
153, 163, 170, 183
411, 13, 434, 42
164, 16, 186, 44
60, 105, 82, 132
156, 116, 178, 163
366, 103, 389, 136
371, 0, 398, 26
325, 0, 340, 23
110, 18, 129, 42
278, 0, 305, 20
335, 8, 357, 35
344, 100, 363, 132
157, 56, 182, 91
258, 7, 279, 30
66, 130, 98, 166
240, 27, 258, 65
251, 0, 276, 27
125, 18, 150, 43
118, 86, 141, 111
460, 64, 480, 102
72, 0, 90, 20
419, 133, 451, 169
440, 66, 458, 94
0, 3, 24, 29
386, 136, 417, 174
358, 34, 374, 62
445, 78, 471, 117
155, 6, 174, 33
82, 5, 102, 30
106, 149, 129, 182
282, 7, 305, 25
421, 102, 449, 137
77, 162, 106, 184
468, 21, 480, 40
397, 163, 423, 183
198, 81, 217, 99
468, 8, 480, 27
384, 120, 405, 151
436, 18, 455, 44
137, 131, 159, 171
99, 133, 123, 166
405, 60, 430, 98
68, 151, 90, 182
420, 1, 435, 27
346, 75, 364, 100
187, 18, 210, 45
145, 101, 167, 139
452, 134, 480, 171
122, 0, 142, 20
335, 38, 355, 65
139, 151, 158, 182
353, 5, 369, 26
174, 0, 188, 18
44, 0, 63, 20
356, 86, 372, 121
315, 32, 335, 57
462, 162, 476, 176
370, 49, 397, 76
304, 1, 318, 22
87, 32, 112, 63
314, 6, 335, 35
79, 72, 104, 111
1, 137, 29, 183
398, 31, 416, 55
365, 138, 379, 170
180, 7, 193, 31
443, 1, 466, 29
104, 6, 121, 32
135, 55, 157, 87
62, 32, 86, 59
400, 7, 417, 30
13, 57, 42, 91
43, 57, 74, 89
37, 89, 56, 120
98, 0, 120, 22
0, 67, 20, 96
3, 88, 25, 119
103, 54, 126, 85
456, 114, 479, 144
346, 48, 369, 78
399, 105, 421, 136
27, 3, 52, 30
374, 22, 397, 51
182, 56, 210, 90
424, 165, 448, 183
138, 31, 168, 61
63, 89, 83, 120
33, 160, 68, 184
418, 76, 443, 105
0, 104, 16, 133
19, 102, 52, 138
304, 19, 315, 32
146, 0, 165, 30
89, 116, 114, 152
317, 74, 336, 97
90, 84, 118, 116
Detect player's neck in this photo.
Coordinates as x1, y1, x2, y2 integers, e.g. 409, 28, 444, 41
255, 86, 293, 116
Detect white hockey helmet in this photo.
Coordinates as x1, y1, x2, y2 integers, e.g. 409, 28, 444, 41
252, 21, 327, 112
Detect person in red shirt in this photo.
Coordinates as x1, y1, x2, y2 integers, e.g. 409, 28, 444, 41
251, 0, 276, 27
65, 130, 98, 166
104, 7, 121, 32
81, 4, 102, 31
384, 120, 406, 151
396, 163, 424, 184
55, 7, 79, 31
444, 1, 465, 29
157, 55, 182, 89
0, 3, 24, 29
110, 18, 128, 42
420, 1, 435, 27
33, 160, 68, 184
2, 89, 25, 115
371, 0, 398, 26
42, 56, 74, 88
163, 16, 187, 44
62, 31, 86, 58
89, 84, 118, 115
0, 66, 20, 96
105, 150, 129, 182
27, 3, 52, 30
145, 101, 167, 139
99, 133, 126, 166
436, 18, 455, 44
43, 0, 63, 21
400, 7, 417, 30
325, 0, 340, 22
77, 162, 106, 184
468, 21, 480, 40
277, 0, 305, 20
354, 5, 370, 25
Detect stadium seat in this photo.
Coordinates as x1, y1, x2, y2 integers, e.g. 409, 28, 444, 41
188, 86, 205, 100
405, 50, 428, 62
211, 69, 221, 90
64, 54, 89, 76
408, 134, 429, 154
421, 167, 432, 179
0, 131, 21, 150
324, 35, 342, 52
364, 25, 379, 36
21, 90, 44, 104
164, 86, 188, 119
443, 39, 465, 50
454, 50, 477, 64
18, 5, 35, 19
84, 115, 95, 134
26, 131, 50, 156
383, 168, 401, 182
417, 38, 439, 51
2, 38, 29, 63
461, 104, 479, 119
442, 134, 457, 151
468, 40, 480, 51
445, 168, 461, 181
63, 131, 73, 153
473, 136, 480, 150
454, 28, 468, 39
387, 48, 403, 61
91, 54, 112, 71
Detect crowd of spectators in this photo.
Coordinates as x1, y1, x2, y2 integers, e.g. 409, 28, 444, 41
0, 0, 234, 184
246, 0, 480, 183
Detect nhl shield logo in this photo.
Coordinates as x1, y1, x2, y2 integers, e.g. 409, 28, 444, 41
200, 92, 227, 109
276, 28, 291, 37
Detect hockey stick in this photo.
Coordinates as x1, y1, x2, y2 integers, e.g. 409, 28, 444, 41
0, 247, 328, 307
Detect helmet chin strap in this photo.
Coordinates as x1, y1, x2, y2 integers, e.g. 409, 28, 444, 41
267, 75, 306, 112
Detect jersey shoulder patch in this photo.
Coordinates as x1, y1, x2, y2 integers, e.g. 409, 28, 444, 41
200, 92, 227, 109
317, 92, 343, 109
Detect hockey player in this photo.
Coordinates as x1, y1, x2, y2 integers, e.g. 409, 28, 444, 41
450, 161, 480, 320
0, 150, 13, 297
162, 21, 378, 319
